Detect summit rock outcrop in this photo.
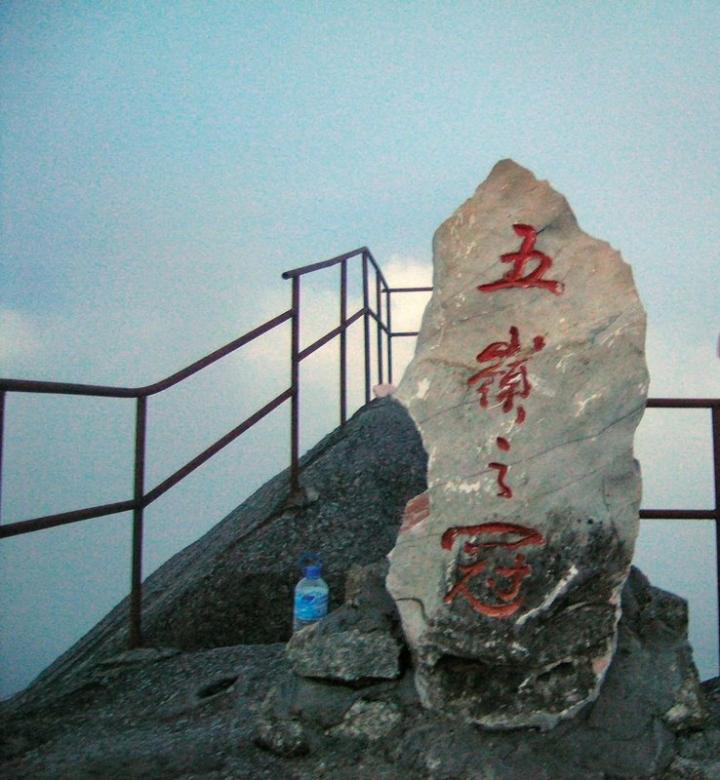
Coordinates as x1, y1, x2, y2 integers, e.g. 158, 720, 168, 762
387, 160, 649, 729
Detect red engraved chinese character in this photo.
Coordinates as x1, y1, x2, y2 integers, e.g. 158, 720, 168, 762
489, 461, 512, 499
478, 224, 564, 295
496, 436, 511, 451
489, 437, 513, 498
441, 522, 545, 618
467, 326, 545, 423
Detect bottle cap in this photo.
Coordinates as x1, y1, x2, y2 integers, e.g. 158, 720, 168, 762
300, 552, 322, 578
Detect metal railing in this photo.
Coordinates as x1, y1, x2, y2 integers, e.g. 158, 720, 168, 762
0, 247, 404, 647
1, 248, 718, 669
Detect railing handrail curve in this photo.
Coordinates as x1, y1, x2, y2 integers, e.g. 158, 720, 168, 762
281, 246, 368, 279
0, 309, 294, 400
1, 249, 719, 674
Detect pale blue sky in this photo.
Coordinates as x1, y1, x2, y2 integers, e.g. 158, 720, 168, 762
1, 1, 719, 696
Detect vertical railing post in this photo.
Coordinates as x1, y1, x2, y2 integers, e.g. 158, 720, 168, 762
129, 395, 147, 649
0, 390, 5, 524
362, 252, 371, 405
713, 403, 720, 675
339, 260, 348, 426
375, 271, 384, 386
386, 289, 393, 385
290, 276, 301, 493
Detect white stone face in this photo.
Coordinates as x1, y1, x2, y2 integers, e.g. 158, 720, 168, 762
386, 160, 648, 730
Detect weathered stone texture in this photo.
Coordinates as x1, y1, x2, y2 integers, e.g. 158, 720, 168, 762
8, 397, 426, 712
286, 616, 402, 682
252, 566, 712, 780
1, 469, 716, 779
387, 159, 649, 729
286, 559, 404, 683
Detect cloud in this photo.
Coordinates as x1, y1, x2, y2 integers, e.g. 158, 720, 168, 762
645, 323, 720, 399
381, 254, 433, 381
0, 309, 42, 370
238, 255, 434, 448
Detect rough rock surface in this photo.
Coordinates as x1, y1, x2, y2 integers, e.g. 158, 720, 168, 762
257, 565, 712, 780
6, 397, 426, 713
2, 643, 291, 779
387, 159, 649, 729
2, 565, 716, 780
286, 561, 404, 682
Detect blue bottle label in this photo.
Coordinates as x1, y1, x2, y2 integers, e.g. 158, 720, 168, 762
294, 590, 328, 622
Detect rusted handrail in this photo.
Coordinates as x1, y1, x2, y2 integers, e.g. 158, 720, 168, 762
282, 246, 390, 289
285, 248, 388, 489
0, 315, 295, 535
281, 246, 368, 279
0, 247, 392, 648
0, 309, 294, 400
643, 400, 720, 520
1, 255, 719, 675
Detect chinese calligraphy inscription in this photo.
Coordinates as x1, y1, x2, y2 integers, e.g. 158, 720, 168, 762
387, 159, 648, 729
468, 321, 546, 500
478, 223, 565, 295
468, 325, 545, 423
442, 523, 545, 617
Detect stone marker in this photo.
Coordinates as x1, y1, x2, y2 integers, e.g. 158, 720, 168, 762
386, 159, 649, 730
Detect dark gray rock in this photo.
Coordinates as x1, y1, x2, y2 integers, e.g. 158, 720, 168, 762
0, 644, 296, 779
670, 678, 720, 779
659, 756, 720, 780
255, 675, 311, 758
1, 566, 716, 780
1, 391, 716, 779
286, 560, 404, 683
5, 397, 427, 712
327, 699, 402, 740
254, 566, 712, 780
286, 612, 403, 682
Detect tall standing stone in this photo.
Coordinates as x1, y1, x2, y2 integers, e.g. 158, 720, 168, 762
386, 160, 649, 730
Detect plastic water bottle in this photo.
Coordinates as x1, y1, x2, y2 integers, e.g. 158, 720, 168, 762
292, 554, 329, 632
